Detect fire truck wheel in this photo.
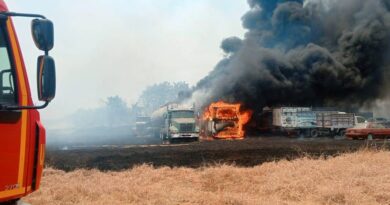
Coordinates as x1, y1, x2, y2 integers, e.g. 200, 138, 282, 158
2, 200, 28, 205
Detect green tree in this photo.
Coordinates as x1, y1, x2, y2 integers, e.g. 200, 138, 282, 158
104, 96, 130, 127
136, 82, 190, 115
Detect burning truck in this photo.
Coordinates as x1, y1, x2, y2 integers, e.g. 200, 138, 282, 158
201, 101, 252, 140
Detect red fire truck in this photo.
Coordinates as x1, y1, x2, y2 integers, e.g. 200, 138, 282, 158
0, 1, 56, 204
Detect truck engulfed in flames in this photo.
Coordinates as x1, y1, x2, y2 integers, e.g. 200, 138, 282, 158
201, 101, 253, 139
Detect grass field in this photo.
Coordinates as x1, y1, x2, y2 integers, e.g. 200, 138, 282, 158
25, 149, 390, 205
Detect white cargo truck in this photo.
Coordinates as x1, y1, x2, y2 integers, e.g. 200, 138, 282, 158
151, 103, 199, 143
272, 107, 362, 137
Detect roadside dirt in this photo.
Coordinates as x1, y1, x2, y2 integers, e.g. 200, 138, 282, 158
46, 137, 390, 171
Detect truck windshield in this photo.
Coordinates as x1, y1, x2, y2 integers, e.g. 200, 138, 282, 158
136, 117, 151, 122
171, 111, 194, 118
0, 22, 17, 105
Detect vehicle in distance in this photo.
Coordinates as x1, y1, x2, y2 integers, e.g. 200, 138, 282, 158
151, 103, 199, 143
135, 116, 151, 137
346, 123, 390, 140
272, 107, 363, 138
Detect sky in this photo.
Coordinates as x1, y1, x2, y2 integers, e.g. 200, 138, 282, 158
6, 0, 248, 123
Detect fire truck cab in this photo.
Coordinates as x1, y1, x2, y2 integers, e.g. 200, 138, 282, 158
0, 1, 56, 203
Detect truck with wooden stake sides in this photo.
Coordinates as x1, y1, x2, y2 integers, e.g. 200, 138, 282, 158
0, 1, 56, 204
272, 107, 365, 138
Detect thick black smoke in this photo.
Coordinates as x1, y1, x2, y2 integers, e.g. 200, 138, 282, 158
194, 0, 390, 111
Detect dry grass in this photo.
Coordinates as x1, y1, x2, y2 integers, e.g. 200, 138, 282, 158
24, 150, 390, 205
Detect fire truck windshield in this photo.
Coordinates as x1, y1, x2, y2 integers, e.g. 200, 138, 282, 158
0, 22, 17, 106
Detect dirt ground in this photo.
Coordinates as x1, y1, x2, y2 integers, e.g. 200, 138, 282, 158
46, 137, 390, 171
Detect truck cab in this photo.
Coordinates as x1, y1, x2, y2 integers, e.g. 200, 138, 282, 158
161, 107, 199, 143
0, 1, 56, 203
201, 101, 252, 140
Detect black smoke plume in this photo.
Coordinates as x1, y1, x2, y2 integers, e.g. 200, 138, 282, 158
194, 0, 390, 111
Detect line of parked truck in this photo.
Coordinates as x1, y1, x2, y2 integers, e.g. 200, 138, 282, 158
135, 104, 381, 143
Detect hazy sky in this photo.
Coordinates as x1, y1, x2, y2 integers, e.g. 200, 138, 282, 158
6, 1, 248, 122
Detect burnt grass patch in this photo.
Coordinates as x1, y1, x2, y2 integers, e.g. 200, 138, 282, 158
45, 137, 390, 171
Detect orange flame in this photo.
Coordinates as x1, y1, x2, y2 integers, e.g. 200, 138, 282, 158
202, 101, 253, 139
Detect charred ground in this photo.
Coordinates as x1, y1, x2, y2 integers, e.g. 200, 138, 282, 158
46, 137, 390, 171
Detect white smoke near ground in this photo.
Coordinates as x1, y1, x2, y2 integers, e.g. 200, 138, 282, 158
46, 82, 191, 147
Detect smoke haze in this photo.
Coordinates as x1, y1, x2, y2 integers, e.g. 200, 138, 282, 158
6, 0, 390, 146
194, 0, 390, 112
7, 0, 247, 123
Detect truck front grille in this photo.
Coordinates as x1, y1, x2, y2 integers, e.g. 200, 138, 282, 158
180, 124, 194, 132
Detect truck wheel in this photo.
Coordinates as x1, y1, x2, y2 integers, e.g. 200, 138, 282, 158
367, 134, 374, 141
310, 129, 319, 138
338, 130, 346, 139
162, 139, 170, 145
1, 200, 21, 205
297, 130, 305, 138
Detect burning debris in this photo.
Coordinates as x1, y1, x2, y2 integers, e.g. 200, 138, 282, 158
192, 0, 390, 112
201, 101, 253, 139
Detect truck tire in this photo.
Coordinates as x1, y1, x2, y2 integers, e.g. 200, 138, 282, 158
310, 129, 319, 138
367, 134, 374, 141
160, 133, 170, 144
162, 138, 170, 145
339, 130, 346, 138
1, 200, 24, 205
297, 129, 308, 138
333, 130, 346, 139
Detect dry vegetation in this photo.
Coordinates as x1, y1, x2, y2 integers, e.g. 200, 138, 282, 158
25, 150, 390, 205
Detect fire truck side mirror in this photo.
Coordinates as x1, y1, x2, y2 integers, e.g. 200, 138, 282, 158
31, 19, 54, 52
37, 55, 56, 102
